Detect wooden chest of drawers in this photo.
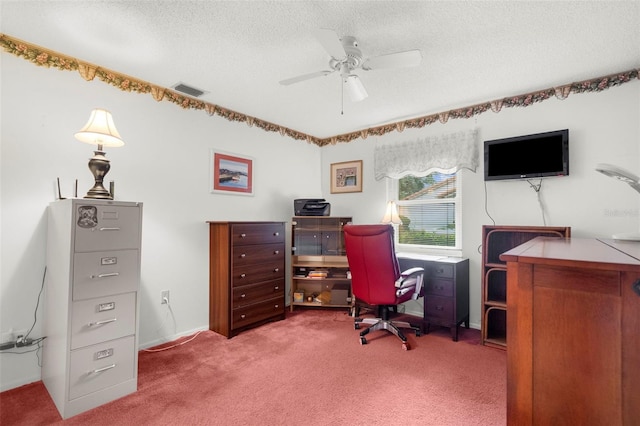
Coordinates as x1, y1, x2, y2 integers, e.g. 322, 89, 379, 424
43, 199, 142, 419
208, 221, 286, 337
398, 255, 469, 341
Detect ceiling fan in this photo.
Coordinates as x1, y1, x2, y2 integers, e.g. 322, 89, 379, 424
279, 29, 422, 102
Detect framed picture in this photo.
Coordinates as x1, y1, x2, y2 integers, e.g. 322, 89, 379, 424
330, 160, 363, 193
210, 150, 254, 195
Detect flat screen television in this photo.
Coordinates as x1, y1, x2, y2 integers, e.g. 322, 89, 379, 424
484, 129, 569, 181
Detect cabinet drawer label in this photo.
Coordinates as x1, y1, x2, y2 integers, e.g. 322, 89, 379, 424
95, 348, 114, 360
101, 256, 118, 266
101, 211, 120, 220
98, 302, 116, 312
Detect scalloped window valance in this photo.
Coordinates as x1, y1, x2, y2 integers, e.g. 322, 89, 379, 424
374, 129, 479, 180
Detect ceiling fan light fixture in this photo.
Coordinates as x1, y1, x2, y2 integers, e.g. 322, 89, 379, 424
345, 75, 368, 102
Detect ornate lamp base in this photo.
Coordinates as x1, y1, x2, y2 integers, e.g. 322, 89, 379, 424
84, 150, 113, 200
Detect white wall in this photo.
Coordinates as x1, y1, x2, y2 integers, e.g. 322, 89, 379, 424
2, 48, 639, 392
0, 53, 322, 391
321, 80, 640, 326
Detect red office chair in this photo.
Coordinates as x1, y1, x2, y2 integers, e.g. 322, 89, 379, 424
343, 224, 424, 350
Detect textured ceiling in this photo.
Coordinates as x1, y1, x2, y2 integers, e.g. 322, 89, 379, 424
2, 1, 639, 139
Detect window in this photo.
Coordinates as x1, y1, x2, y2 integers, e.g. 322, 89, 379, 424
389, 171, 462, 251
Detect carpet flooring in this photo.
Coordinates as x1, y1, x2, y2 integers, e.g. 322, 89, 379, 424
0, 309, 506, 425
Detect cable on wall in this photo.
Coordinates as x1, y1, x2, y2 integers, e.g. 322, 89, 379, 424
527, 179, 547, 225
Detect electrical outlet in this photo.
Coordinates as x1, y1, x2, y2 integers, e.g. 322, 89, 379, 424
161, 290, 170, 304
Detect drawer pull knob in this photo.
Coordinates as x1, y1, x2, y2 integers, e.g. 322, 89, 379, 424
240, 233, 247, 238
274, 304, 279, 308
99, 227, 121, 232
274, 232, 280, 236
240, 273, 246, 278
274, 286, 279, 290
435, 306, 444, 311
240, 293, 246, 298
240, 253, 246, 258
88, 318, 117, 327
274, 268, 279, 272
274, 250, 280, 255
91, 272, 120, 279
90, 364, 116, 374
241, 314, 246, 319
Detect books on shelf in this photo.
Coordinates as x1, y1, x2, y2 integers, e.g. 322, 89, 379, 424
307, 270, 328, 278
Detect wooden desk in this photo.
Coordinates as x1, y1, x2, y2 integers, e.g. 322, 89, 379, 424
397, 254, 469, 341
500, 237, 640, 425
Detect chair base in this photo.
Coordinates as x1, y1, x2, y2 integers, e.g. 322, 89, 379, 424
354, 308, 422, 350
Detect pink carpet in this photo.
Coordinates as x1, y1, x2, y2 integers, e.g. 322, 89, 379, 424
1, 309, 506, 425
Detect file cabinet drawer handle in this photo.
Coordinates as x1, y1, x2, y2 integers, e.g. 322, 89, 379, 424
90, 364, 116, 374
88, 318, 117, 327
91, 272, 120, 279
99, 227, 121, 232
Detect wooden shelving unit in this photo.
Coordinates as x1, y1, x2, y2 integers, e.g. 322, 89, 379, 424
481, 225, 570, 349
290, 217, 352, 311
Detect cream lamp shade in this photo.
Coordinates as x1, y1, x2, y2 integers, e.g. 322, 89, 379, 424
381, 201, 402, 224
75, 108, 125, 148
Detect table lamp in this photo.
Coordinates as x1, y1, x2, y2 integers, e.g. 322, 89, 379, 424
381, 201, 402, 224
75, 109, 124, 199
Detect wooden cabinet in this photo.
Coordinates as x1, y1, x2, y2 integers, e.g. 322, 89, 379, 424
501, 237, 640, 425
208, 221, 286, 338
481, 225, 570, 349
290, 217, 352, 310
398, 255, 469, 341
43, 199, 142, 419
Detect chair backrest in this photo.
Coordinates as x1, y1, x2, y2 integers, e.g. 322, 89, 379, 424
343, 224, 401, 306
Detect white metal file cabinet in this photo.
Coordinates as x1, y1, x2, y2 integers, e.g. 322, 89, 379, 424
43, 199, 142, 419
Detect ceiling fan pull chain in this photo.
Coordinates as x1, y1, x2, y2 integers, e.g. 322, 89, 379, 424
341, 79, 344, 115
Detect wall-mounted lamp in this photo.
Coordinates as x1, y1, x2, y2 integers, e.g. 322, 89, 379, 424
595, 163, 640, 241
381, 201, 402, 224
75, 109, 124, 199
595, 163, 640, 193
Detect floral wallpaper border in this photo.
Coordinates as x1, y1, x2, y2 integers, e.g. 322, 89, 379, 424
1, 33, 638, 148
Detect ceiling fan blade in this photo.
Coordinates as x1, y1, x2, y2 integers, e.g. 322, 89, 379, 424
279, 70, 334, 86
313, 28, 347, 60
362, 49, 422, 70
344, 75, 368, 102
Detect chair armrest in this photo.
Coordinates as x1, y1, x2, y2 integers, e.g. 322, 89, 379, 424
395, 267, 425, 300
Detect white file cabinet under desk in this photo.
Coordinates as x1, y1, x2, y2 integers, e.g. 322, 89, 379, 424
43, 199, 142, 419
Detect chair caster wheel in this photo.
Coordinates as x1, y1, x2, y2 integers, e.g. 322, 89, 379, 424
402, 342, 410, 351
415, 330, 422, 337
354, 323, 360, 330
360, 337, 367, 345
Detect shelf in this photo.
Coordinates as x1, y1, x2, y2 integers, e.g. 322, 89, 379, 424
484, 300, 506, 308
291, 301, 351, 308
293, 277, 349, 281
481, 225, 571, 350
290, 217, 352, 313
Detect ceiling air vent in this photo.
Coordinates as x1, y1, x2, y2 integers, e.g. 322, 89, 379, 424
172, 82, 207, 98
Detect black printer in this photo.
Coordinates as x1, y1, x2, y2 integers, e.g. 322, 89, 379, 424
294, 199, 331, 216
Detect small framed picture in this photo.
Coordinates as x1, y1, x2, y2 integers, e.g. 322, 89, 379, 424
330, 160, 363, 193
210, 150, 254, 195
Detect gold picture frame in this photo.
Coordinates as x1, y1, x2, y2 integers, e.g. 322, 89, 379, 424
330, 160, 363, 193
